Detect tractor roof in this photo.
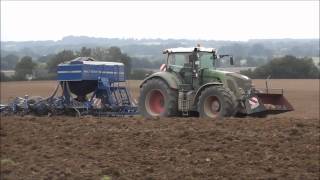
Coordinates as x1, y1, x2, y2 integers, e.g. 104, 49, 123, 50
163, 47, 216, 54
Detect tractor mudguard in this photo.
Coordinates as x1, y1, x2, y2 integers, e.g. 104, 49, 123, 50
140, 72, 182, 89
193, 82, 223, 103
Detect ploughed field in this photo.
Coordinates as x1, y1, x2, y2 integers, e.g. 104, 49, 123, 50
1, 80, 319, 179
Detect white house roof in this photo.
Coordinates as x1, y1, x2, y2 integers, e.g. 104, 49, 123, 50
163, 47, 216, 54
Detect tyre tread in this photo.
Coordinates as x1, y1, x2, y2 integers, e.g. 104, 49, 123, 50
139, 78, 178, 117
197, 86, 237, 118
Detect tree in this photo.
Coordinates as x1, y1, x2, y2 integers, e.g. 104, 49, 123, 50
248, 43, 272, 57
108, 46, 122, 60
47, 50, 76, 73
91, 46, 132, 76
1, 54, 19, 70
37, 54, 55, 63
108, 47, 132, 75
45, 47, 133, 77
121, 53, 132, 76
78, 47, 92, 57
14, 56, 36, 80
91, 47, 109, 61
240, 55, 319, 79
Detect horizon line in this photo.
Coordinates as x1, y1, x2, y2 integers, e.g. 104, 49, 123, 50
1, 35, 319, 43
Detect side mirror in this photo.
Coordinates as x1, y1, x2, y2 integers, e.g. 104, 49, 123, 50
230, 56, 234, 65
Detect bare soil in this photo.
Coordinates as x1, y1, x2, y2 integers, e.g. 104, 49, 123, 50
0, 79, 319, 179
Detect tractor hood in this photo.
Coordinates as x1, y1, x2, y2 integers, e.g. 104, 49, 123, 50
213, 70, 250, 80
207, 69, 251, 83
225, 71, 253, 92
204, 69, 253, 93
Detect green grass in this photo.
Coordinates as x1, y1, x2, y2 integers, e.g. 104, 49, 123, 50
101, 175, 112, 180
1, 158, 16, 166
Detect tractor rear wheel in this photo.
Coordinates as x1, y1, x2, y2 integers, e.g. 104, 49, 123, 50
197, 86, 236, 118
139, 79, 178, 117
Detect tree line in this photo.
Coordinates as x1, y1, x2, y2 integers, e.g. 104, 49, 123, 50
240, 56, 319, 79
1, 46, 155, 81
1, 48, 319, 82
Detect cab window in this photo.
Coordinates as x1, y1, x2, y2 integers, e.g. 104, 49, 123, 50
168, 53, 190, 67
199, 53, 214, 69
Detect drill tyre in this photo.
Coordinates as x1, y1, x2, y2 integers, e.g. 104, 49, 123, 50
198, 86, 236, 119
139, 79, 178, 117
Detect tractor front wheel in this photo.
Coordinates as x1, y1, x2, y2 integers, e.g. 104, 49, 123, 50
197, 86, 236, 118
139, 79, 178, 117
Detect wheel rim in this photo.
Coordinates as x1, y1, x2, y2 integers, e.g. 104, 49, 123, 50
203, 96, 221, 118
145, 89, 165, 116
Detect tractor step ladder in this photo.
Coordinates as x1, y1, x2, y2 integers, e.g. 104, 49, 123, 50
179, 90, 189, 116
117, 87, 130, 106
120, 88, 130, 105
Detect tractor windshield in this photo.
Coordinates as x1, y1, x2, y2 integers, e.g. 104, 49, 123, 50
198, 52, 215, 69
167, 52, 216, 71
167, 53, 192, 73
167, 53, 191, 67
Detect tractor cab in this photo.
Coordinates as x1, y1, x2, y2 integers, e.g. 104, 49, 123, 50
164, 47, 216, 71
163, 47, 233, 88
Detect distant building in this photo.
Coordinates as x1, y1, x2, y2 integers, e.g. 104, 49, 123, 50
312, 57, 320, 68
1, 70, 15, 77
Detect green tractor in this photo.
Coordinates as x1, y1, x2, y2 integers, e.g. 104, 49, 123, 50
138, 46, 293, 118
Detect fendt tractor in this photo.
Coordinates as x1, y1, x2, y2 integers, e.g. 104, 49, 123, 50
139, 46, 293, 118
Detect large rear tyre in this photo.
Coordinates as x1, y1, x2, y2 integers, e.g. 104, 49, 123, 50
139, 79, 178, 117
197, 86, 237, 118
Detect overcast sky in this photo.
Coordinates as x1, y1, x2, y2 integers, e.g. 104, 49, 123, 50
1, 1, 319, 41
